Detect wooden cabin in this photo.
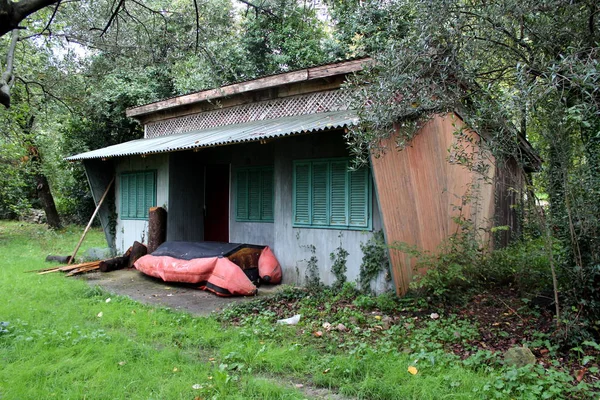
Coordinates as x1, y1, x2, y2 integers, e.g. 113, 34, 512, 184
67, 58, 537, 295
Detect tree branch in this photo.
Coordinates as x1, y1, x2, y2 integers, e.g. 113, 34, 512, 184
100, 0, 126, 37
193, 0, 200, 53
15, 76, 74, 113
0, 0, 60, 37
40, 0, 61, 36
236, 0, 275, 17
1, 29, 20, 108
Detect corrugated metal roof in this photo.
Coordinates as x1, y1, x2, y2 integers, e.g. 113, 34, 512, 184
67, 110, 359, 161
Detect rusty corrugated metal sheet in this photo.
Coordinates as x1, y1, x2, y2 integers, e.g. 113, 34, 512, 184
66, 110, 358, 161
370, 114, 495, 296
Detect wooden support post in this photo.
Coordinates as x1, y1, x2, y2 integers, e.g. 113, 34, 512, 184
147, 206, 167, 254
68, 176, 115, 265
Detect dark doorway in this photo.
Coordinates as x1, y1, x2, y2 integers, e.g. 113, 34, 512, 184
204, 164, 230, 242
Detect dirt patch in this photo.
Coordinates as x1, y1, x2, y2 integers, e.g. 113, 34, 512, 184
82, 267, 282, 316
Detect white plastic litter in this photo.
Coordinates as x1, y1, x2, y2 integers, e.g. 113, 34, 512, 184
277, 314, 301, 325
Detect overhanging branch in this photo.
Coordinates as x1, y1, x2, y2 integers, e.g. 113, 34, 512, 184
1, 29, 20, 108
0, 0, 60, 37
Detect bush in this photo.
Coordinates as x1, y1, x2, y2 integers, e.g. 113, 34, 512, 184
403, 229, 483, 303
406, 234, 562, 304
477, 238, 557, 295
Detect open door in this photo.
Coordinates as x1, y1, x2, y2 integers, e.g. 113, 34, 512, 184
204, 164, 230, 242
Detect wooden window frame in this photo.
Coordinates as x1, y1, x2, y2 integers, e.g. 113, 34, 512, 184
119, 170, 157, 220
292, 158, 372, 230
235, 166, 275, 223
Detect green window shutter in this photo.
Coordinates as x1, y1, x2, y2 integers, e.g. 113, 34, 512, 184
136, 174, 145, 219
247, 171, 261, 220
348, 167, 369, 227
235, 166, 274, 222
292, 158, 371, 230
236, 170, 248, 220
121, 174, 129, 218
120, 171, 156, 220
311, 162, 329, 225
329, 161, 348, 226
294, 163, 311, 224
127, 174, 136, 218
144, 171, 156, 218
261, 168, 274, 221
129, 175, 138, 218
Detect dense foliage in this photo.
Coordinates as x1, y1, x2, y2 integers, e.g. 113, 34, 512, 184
344, 0, 600, 341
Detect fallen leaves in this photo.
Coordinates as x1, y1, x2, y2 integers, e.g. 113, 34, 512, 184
408, 366, 418, 375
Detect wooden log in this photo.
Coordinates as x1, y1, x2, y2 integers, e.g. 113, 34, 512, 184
147, 207, 167, 254
45, 255, 73, 264
99, 256, 129, 273
127, 241, 147, 268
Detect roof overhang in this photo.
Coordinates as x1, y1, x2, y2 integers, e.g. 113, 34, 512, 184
126, 58, 371, 119
67, 110, 358, 161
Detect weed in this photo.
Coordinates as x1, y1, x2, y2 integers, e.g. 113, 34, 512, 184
329, 233, 348, 291
301, 244, 322, 289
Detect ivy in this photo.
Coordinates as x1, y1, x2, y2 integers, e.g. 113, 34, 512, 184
359, 231, 390, 293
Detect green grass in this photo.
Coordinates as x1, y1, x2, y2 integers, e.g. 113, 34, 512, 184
0, 221, 593, 399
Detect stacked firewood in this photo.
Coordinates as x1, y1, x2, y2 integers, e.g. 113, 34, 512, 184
34, 261, 102, 276
32, 241, 147, 277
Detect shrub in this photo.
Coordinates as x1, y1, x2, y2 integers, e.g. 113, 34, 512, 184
477, 238, 557, 295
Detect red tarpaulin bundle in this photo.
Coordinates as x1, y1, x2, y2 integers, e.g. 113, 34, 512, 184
134, 244, 282, 296
258, 246, 281, 284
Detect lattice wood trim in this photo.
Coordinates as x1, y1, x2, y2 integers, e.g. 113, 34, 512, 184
145, 90, 351, 138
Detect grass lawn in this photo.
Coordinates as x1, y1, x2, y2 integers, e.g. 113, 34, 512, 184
0, 221, 596, 399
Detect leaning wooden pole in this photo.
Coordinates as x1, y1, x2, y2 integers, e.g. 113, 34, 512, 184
68, 176, 115, 265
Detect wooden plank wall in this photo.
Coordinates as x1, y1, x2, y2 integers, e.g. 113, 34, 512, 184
371, 114, 495, 295
494, 157, 525, 247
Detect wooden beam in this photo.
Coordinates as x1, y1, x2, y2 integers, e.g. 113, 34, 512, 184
126, 58, 371, 118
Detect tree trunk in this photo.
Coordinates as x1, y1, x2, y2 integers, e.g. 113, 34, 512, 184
147, 206, 167, 253
35, 172, 61, 229
20, 116, 62, 229
128, 241, 147, 268
99, 256, 129, 272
